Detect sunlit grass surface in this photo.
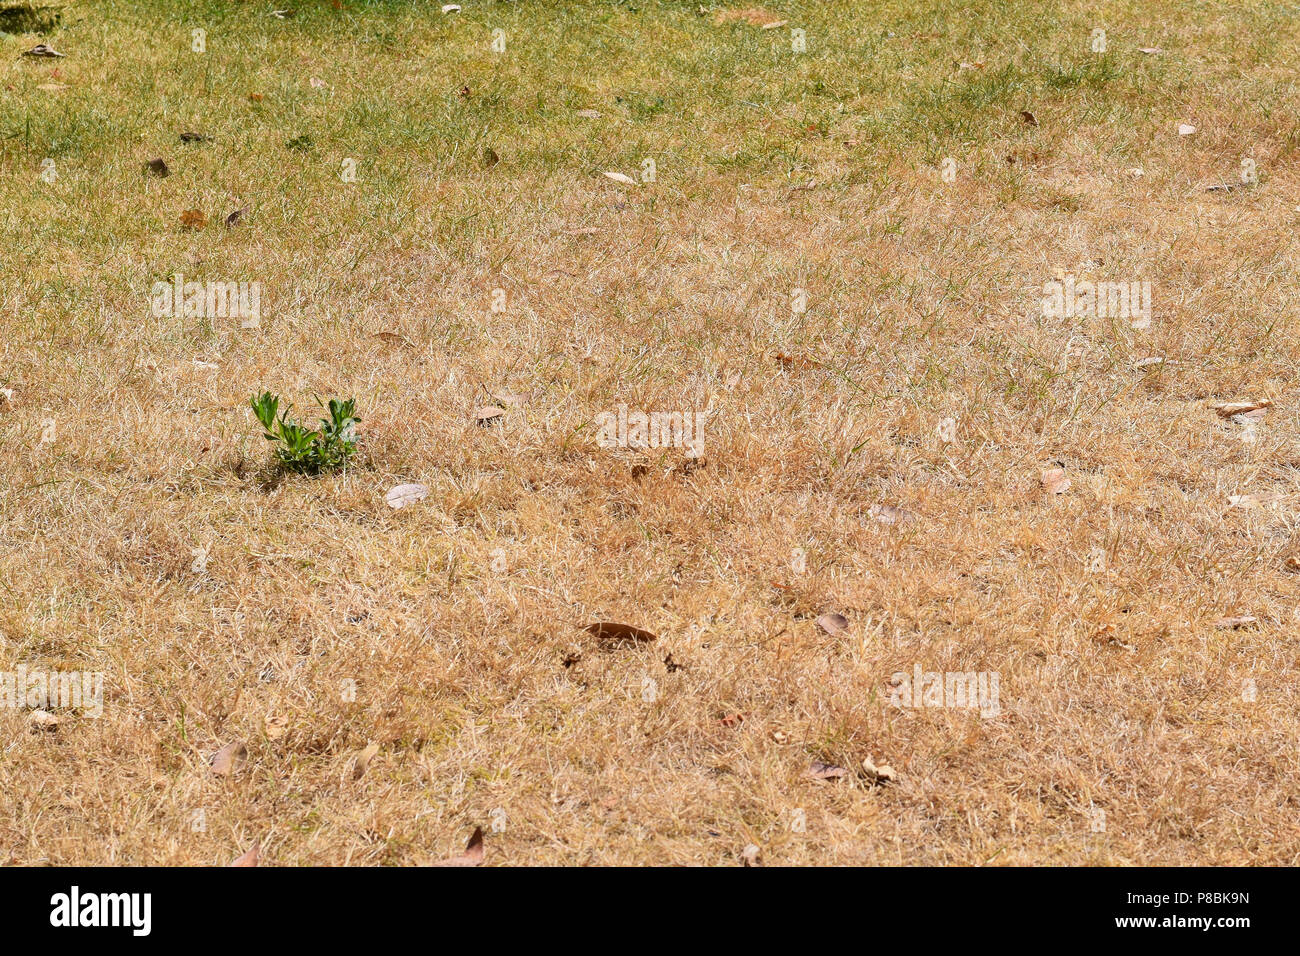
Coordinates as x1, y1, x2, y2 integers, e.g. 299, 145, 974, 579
1, 0, 1299, 864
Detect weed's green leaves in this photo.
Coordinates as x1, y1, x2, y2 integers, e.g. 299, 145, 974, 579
250, 392, 359, 475
251, 392, 279, 431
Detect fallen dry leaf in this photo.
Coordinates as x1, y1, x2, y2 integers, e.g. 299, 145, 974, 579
719, 712, 746, 727
489, 388, 528, 406
372, 330, 413, 347
385, 483, 429, 510
584, 621, 659, 647
1040, 467, 1071, 495
861, 755, 897, 785
1019, 109, 1038, 127
474, 406, 505, 425
264, 713, 289, 741
351, 742, 379, 780
29, 710, 60, 732
602, 171, 638, 186
224, 207, 245, 228
741, 844, 761, 866
1178, 123, 1196, 136
815, 612, 849, 637
869, 503, 916, 526
575, 109, 601, 119
806, 760, 849, 781
23, 44, 65, 58
1214, 615, 1258, 630
209, 740, 247, 777
772, 351, 818, 369
1138, 47, 1163, 54
229, 843, 260, 867
1093, 624, 1136, 653
1213, 399, 1272, 419
143, 158, 170, 177
180, 209, 207, 229
483, 146, 499, 168
179, 131, 207, 143
432, 827, 484, 867
1227, 493, 1286, 509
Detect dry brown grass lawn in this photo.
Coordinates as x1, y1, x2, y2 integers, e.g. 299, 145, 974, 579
1, 0, 1299, 865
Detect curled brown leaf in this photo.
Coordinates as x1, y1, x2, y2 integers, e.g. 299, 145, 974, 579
432, 826, 484, 867
584, 621, 658, 647
209, 740, 247, 777
815, 612, 849, 637
229, 843, 260, 867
